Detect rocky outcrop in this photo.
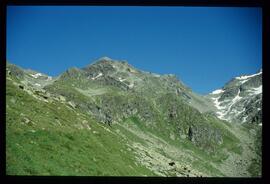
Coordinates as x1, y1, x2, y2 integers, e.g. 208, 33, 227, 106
188, 125, 223, 151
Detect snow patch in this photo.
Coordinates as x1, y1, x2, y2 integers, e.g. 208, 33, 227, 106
118, 77, 126, 82
211, 89, 224, 95
246, 85, 262, 95
91, 73, 103, 80
242, 116, 248, 123
235, 71, 262, 80
235, 107, 245, 116
34, 83, 41, 87
31, 73, 42, 78
258, 123, 262, 126
211, 89, 244, 121
211, 96, 227, 120
252, 86, 262, 95
211, 97, 226, 110
231, 90, 242, 104
239, 79, 250, 84
216, 111, 227, 118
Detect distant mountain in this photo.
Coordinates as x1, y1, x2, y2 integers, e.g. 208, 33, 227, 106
7, 62, 54, 88
6, 58, 262, 177
206, 70, 262, 125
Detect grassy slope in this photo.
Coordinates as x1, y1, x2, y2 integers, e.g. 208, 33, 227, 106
6, 78, 155, 176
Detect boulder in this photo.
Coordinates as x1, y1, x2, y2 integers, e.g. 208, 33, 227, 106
19, 85, 24, 90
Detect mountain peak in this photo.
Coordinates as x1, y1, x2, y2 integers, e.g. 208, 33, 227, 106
98, 56, 113, 61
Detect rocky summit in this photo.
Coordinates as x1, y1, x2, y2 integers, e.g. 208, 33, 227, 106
6, 57, 262, 176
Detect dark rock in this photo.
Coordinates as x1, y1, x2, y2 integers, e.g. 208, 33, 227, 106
188, 126, 193, 141
219, 87, 238, 101
19, 85, 24, 90
105, 114, 112, 126
168, 105, 177, 119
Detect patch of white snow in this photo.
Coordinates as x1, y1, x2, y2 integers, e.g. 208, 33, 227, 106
31, 73, 42, 78
231, 90, 242, 104
242, 116, 248, 123
239, 79, 250, 84
211, 89, 244, 122
246, 85, 262, 95
252, 86, 262, 95
119, 77, 126, 82
91, 73, 103, 80
235, 71, 262, 80
211, 89, 224, 95
211, 97, 226, 110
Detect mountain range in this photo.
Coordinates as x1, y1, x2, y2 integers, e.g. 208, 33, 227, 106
6, 57, 262, 176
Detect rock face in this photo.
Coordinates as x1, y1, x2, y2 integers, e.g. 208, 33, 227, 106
207, 70, 262, 125
188, 125, 223, 150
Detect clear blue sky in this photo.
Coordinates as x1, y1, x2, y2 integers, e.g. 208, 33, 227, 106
7, 6, 262, 94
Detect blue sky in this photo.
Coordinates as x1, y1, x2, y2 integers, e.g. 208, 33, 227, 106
7, 6, 262, 94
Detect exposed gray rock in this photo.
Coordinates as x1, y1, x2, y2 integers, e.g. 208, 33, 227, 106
188, 125, 223, 150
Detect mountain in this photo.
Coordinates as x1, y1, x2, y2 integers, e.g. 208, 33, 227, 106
206, 70, 262, 125
6, 57, 262, 177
